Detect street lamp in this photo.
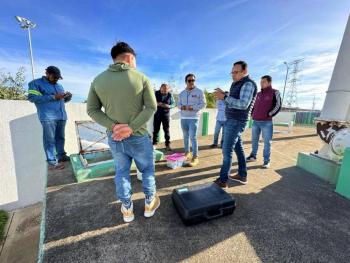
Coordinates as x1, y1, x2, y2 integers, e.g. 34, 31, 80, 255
15, 16, 36, 80
282, 61, 290, 107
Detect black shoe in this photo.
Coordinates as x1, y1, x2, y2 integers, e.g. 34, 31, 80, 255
58, 155, 70, 163
165, 145, 172, 152
246, 155, 257, 162
213, 178, 228, 189
210, 144, 218, 148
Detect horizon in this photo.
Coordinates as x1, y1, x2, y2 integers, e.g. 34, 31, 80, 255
1, 1, 350, 109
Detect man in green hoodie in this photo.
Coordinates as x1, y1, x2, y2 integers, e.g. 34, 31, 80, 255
86, 42, 160, 223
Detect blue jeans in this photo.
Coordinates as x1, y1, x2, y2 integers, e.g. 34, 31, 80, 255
107, 133, 156, 206
40, 120, 67, 165
213, 120, 226, 145
251, 120, 273, 163
219, 119, 247, 182
181, 119, 199, 157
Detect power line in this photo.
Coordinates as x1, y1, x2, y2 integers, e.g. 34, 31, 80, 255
285, 58, 304, 108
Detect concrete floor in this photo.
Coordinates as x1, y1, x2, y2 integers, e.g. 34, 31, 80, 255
0, 203, 41, 263
41, 127, 350, 263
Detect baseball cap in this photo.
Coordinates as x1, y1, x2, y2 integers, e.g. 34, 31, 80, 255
46, 66, 63, 79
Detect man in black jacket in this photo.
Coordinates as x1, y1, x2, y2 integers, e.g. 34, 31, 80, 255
153, 83, 175, 151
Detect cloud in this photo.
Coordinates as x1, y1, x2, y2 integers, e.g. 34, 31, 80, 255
210, 21, 292, 64
301, 52, 337, 76
179, 60, 192, 70
214, 0, 249, 12
51, 14, 75, 27
0, 48, 106, 100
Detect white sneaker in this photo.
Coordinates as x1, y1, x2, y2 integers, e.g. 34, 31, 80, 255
262, 162, 270, 169
121, 203, 134, 223
144, 195, 160, 218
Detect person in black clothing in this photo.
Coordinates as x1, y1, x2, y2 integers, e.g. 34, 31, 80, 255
153, 83, 175, 151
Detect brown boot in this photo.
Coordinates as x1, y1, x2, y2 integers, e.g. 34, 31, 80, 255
213, 178, 228, 189
229, 174, 247, 184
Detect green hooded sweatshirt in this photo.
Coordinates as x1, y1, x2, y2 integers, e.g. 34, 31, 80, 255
86, 62, 157, 135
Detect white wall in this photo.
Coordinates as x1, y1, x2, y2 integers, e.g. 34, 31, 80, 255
152, 108, 218, 143
273, 111, 295, 123
0, 100, 46, 211
0, 100, 217, 211
64, 103, 92, 154
0, 101, 92, 211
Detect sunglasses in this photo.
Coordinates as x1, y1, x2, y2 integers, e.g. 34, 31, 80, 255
187, 79, 195, 83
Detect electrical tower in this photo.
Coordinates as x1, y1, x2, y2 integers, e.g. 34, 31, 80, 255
285, 58, 304, 108
312, 94, 316, 110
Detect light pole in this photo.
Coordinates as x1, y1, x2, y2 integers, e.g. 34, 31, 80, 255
15, 16, 36, 80
282, 61, 289, 107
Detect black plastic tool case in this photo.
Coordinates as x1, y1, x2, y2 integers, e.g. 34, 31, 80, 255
172, 183, 236, 225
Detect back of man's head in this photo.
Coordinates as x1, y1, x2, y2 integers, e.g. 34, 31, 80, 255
110, 42, 136, 60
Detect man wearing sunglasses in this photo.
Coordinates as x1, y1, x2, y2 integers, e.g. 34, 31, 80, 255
178, 73, 206, 167
28, 66, 72, 170
214, 61, 257, 187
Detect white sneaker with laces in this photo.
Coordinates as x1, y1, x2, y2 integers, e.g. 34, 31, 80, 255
121, 203, 134, 223
144, 195, 160, 218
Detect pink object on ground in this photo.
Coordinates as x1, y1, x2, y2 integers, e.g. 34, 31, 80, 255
165, 153, 185, 169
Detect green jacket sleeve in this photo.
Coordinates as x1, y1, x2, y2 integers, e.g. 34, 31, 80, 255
86, 82, 115, 130
129, 76, 157, 133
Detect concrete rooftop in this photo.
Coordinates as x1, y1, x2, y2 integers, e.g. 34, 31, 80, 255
41, 127, 350, 263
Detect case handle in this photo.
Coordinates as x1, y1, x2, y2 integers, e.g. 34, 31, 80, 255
205, 209, 223, 219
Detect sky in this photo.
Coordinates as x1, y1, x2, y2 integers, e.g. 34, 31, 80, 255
0, 0, 349, 109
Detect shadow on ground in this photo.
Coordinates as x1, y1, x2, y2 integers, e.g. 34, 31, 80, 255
42, 129, 350, 263
43, 166, 350, 263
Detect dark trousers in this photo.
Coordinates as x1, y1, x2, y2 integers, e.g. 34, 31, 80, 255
153, 112, 170, 146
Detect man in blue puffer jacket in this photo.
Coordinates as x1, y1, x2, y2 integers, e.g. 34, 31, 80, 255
28, 66, 72, 170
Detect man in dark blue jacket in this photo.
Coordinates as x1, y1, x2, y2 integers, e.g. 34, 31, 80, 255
28, 66, 72, 170
214, 61, 257, 187
153, 83, 175, 151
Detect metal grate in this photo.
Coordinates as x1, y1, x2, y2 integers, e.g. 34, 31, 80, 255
75, 121, 110, 154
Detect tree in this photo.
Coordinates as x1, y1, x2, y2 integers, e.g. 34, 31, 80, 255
0, 67, 27, 100
204, 90, 216, 108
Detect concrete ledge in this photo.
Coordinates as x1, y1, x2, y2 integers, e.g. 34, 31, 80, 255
274, 122, 290, 127
297, 152, 340, 185
336, 148, 350, 199
70, 150, 165, 183
70, 153, 115, 183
